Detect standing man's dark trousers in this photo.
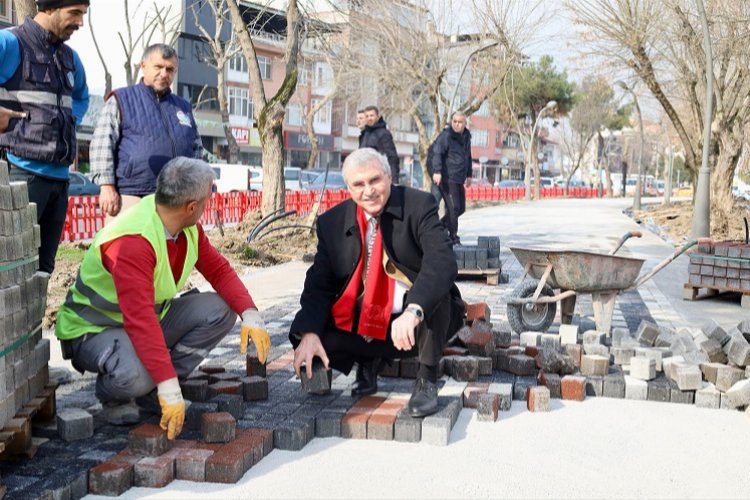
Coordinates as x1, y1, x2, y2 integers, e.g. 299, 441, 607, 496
9, 166, 68, 274
440, 181, 466, 244
314, 293, 454, 375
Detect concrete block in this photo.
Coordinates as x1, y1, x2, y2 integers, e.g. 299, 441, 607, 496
487, 383, 512, 411
612, 347, 635, 366
636, 320, 660, 346
465, 302, 490, 322
668, 379, 695, 405
493, 328, 512, 348
625, 375, 648, 400
421, 399, 460, 446
399, 357, 420, 378
514, 375, 536, 401
240, 376, 268, 401
465, 329, 495, 357
462, 383, 489, 409
682, 350, 710, 365
476, 393, 499, 422
564, 344, 582, 367
526, 386, 550, 412
477, 356, 493, 376
561, 375, 586, 401
630, 357, 656, 381
715, 365, 745, 392
585, 376, 604, 397
367, 400, 404, 441
205, 451, 245, 483
88, 461, 134, 496
583, 343, 610, 358
582, 330, 606, 345
245, 355, 267, 377
702, 319, 731, 346
695, 383, 721, 409
185, 402, 219, 431
540, 334, 561, 353
129, 423, 169, 456
501, 354, 536, 376
394, 408, 422, 442
134, 455, 175, 488
662, 356, 685, 379
170, 447, 214, 482
558, 324, 579, 345
211, 395, 244, 421
56, 408, 93, 442
674, 364, 702, 391
580, 355, 609, 376
274, 417, 314, 450
315, 410, 344, 438
634, 347, 670, 371
726, 379, 750, 407
519, 331, 541, 347
208, 380, 242, 398
208, 372, 240, 384
537, 371, 562, 399
647, 377, 671, 402
300, 358, 332, 394
603, 373, 626, 398
612, 327, 633, 347
450, 356, 479, 381
728, 339, 750, 367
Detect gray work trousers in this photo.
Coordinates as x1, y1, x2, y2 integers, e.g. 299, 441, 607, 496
70, 292, 237, 403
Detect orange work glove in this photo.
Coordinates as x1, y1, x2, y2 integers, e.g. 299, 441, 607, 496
240, 308, 270, 364
157, 378, 185, 440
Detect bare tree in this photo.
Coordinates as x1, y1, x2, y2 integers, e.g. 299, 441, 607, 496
14, 0, 36, 22
570, 0, 750, 224
191, 0, 242, 163
226, 0, 301, 216
88, 8, 112, 95
561, 76, 615, 194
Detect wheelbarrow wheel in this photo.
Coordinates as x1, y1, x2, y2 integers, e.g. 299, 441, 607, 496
507, 279, 557, 333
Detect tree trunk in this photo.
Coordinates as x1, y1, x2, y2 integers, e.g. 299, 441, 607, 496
305, 116, 319, 170
217, 71, 239, 163
711, 130, 743, 231
259, 110, 286, 216
15, 0, 36, 21
532, 141, 540, 200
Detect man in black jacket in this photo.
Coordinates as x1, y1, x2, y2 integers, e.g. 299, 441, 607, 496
290, 148, 464, 417
359, 106, 400, 183
432, 112, 472, 244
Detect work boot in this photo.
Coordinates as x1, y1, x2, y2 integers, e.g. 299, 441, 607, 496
408, 377, 439, 417
100, 400, 141, 425
351, 358, 381, 397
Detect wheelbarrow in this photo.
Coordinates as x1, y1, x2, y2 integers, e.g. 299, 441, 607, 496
505, 232, 706, 334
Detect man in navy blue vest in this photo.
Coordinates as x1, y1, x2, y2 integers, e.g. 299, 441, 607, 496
0, 0, 90, 274
90, 44, 203, 222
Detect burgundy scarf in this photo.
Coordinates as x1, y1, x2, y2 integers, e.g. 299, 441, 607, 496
330, 206, 395, 340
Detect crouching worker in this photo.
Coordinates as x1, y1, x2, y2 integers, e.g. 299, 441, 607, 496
290, 148, 465, 417
55, 157, 270, 438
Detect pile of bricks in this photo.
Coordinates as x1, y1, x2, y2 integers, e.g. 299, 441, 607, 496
0, 161, 55, 466
453, 236, 501, 271
88, 418, 273, 495
687, 240, 750, 299
179, 355, 269, 403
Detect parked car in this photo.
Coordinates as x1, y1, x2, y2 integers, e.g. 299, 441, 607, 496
529, 177, 555, 188
555, 178, 585, 188
210, 163, 263, 192
467, 178, 492, 187
495, 179, 524, 188
300, 170, 322, 189
68, 172, 100, 196
308, 171, 347, 191
283, 167, 303, 191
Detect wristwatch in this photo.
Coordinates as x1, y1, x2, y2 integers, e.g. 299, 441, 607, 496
405, 304, 424, 322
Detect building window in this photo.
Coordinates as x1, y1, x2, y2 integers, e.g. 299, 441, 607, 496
298, 64, 308, 86
287, 103, 304, 126
503, 133, 519, 148
179, 83, 218, 111
258, 56, 272, 80
229, 54, 247, 73
474, 101, 491, 117
312, 98, 332, 126
473, 129, 489, 147
228, 87, 249, 118
314, 63, 331, 88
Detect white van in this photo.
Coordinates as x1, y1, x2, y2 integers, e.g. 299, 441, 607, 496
210, 163, 263, 192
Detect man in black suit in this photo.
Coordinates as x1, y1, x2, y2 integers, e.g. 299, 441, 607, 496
359, 106, 400, 183
290, 148, 464, 417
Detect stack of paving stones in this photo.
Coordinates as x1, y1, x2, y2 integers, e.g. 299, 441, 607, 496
0, 160, 57, 493
453, 236, 501, 271
687, 240, 750, 296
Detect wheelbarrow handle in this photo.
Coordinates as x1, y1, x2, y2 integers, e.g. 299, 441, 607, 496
609, 231, 643, 255
625, 238, 708, 291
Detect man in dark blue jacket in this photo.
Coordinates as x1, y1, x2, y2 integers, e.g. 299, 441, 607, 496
90, 44, 203, 222
0, 0, 90, 274
431, 112, 472, 244
359, 106, 400, 183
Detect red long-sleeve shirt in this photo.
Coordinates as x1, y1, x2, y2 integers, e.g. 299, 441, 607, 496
100, 225, 255, 384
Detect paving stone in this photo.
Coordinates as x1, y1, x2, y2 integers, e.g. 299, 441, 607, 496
630, 357, 656, 381
421, 399, 460, 446
612, 347, 634, 366
702, 319, 730, 346
380, 359, 400, 377
205, 451, 245, 484
728, 339, 750, 367
181, 379, 209, 402
540, 334, 561, 353
625, 375, 648, 400
399, 357, 419, 378
202, 412, 236, 443
561, 375, 585, 401
476, 356, 493, 376
134, 455, 175, 488
211, 394, 244, 420
603, 373, 626, 398
170, 447, 214, 482
274, 417, 314, 450
315, 410, 344, 438
582, 330, 606, 345
493, 328, 512, 348
500, 354, 536, 376
88, 461, 133, 496
611, 327, 632, 347
367, 400, 404, 440
394, 408, 422, 442
200, 364, 226, 375
580, 355, 609, 376
465, 302, 490, 322
246, 355, 267, 377
726, 379, 750, 407
636, 320, 660, 346
695, 383, 721, 409
300, 358, 332, 394
514, 375, 536, 401
208, 372, 241, 384
185, 402, 219, 431
563, 344, 582, 367
519, 331, 541, 347
240, 376, 268, 401
715, 365, 745, 392
208, 381, 242, 398
674, 364, 702, 391
526, 386, 550, 412
451, 357, 479, 381
341, 396, 385, 439
662, 356, 685, 380
584, 376, 603, 397
462, 383, 489, 409
634, 347, 670, 371
558, 324, 579, 345
487, 383, 512, 411
646, 378, 670, 403
537, 371, 561, 399
477, 393, 500, 421
56, 408, 93, 442
129, 423, 170, 456
699, 338, 727, 364
668, 380, 695, 404
465, 329, 495, 357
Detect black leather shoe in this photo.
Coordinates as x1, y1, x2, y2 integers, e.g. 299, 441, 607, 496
351, 358, 380, 397
408, 377, 439, 417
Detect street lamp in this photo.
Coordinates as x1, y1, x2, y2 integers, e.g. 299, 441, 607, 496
525, 100, 557, 201
615, 81, 644, 211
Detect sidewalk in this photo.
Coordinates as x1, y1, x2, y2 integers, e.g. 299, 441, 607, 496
31, 198, 750, 499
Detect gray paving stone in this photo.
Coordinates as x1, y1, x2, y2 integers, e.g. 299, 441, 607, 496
668, 380, 695, 405
394, 408, 422, 442
695, 383, 721, 409
584, 376, 603, 397
647, 378, 670, 403
603, 373, 625, 398
56, 408, 93, 442
487, 383, 512, 410
315, 410, 344, 438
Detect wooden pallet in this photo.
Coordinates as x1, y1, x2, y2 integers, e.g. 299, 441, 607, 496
457, 267, 502, 285
683, 282, 750, 308
0, 384, 57, 461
